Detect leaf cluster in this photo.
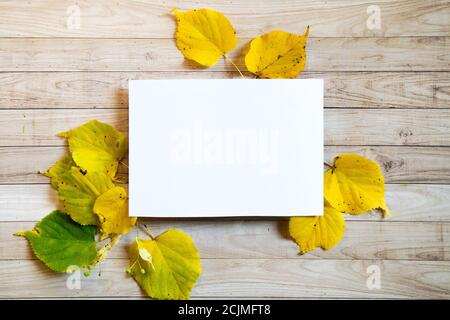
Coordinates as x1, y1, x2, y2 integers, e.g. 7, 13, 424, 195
16, 120, 201, 299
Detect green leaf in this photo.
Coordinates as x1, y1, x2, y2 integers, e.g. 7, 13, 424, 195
58, 120, 128, 178
15, 210, 97, 272
57, 167, 114, 225
128, 229, 201, 300
43, 155, 74, 189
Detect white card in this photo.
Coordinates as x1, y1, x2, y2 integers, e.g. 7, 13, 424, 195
129, 79, 323, 217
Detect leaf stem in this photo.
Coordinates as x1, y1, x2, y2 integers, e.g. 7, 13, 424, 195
139, 221, 156, 240
90, 234, 122, 269
324, 161, 334, 169
224, 54, 245, 79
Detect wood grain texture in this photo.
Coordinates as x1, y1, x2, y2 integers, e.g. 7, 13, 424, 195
0, 37, 448, 72
1, 146, 450, 184
3, 220, 449, 261
1, 109, 449, 146
1, 0, 449, 300
1, 72, 449, 109
0, 0, 448, 38
2, 183, 449, 222
2, 184, 450, 222
0, 259, 449, 299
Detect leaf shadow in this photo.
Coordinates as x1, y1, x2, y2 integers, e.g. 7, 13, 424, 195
277, 219, 292, 241
115, 86, 128, 109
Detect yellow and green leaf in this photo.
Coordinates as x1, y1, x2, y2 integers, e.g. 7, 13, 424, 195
93, 186, 136, 237
128, 229, 201, 300
43, 155, 75, 189
58, 120, 127, 178
57, 167, 115, 225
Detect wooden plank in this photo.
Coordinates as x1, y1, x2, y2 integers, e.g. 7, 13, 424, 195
0, 183, 449, 222
0, 110, 128, 146
1, 109, 449, 146
0, 0, 448, 38
326, 146, 450, 184
3, 220, 449, 261
1, 72, 449, 109
0, 37, 448, 72
1, 146, 450, 184
0, 146, 127, 184
0, 259, 449, 298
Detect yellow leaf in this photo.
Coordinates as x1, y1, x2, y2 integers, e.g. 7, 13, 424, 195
172, 8, 237, 67
324, 154, 391, 216
58, 120, 128, 178
57, 167, 115, 225
93, 186, 136, 236
128, 230, 201, 300
43, 155, 74, 189
139, 247, 153, 263
245, 27, 309, 78
289, 204, 345, 254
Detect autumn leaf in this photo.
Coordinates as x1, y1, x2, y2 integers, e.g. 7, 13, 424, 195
127, 229, 201, 300
58, 120, 128, 178
15, 211, 97, 272
324, 154, 391, 216
289, 203, 345, 254
172, 8, 237, 67
56, 167, 115, 225
93, 186, 136, 237
43, 155, 74, 189
245, 27, 309, 78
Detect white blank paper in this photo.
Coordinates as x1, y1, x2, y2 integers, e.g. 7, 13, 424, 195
129, 79, 323, 217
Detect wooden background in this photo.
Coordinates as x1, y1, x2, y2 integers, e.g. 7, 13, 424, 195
0, 0, 449, 299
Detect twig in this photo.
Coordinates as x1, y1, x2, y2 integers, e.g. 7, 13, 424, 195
89, 234, 122, 269
139, 221, 156, 240
224, 54, 245, 79
324, 161, 334, 169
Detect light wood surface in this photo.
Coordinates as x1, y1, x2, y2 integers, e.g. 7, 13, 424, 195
1, 72, 449, 109
1, 37, 448, 72
1, 259, 449, 299
2, 109, 450, 146
0, 0, 448, 38
0, 0, 449, 299
2, 146, 450, 184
